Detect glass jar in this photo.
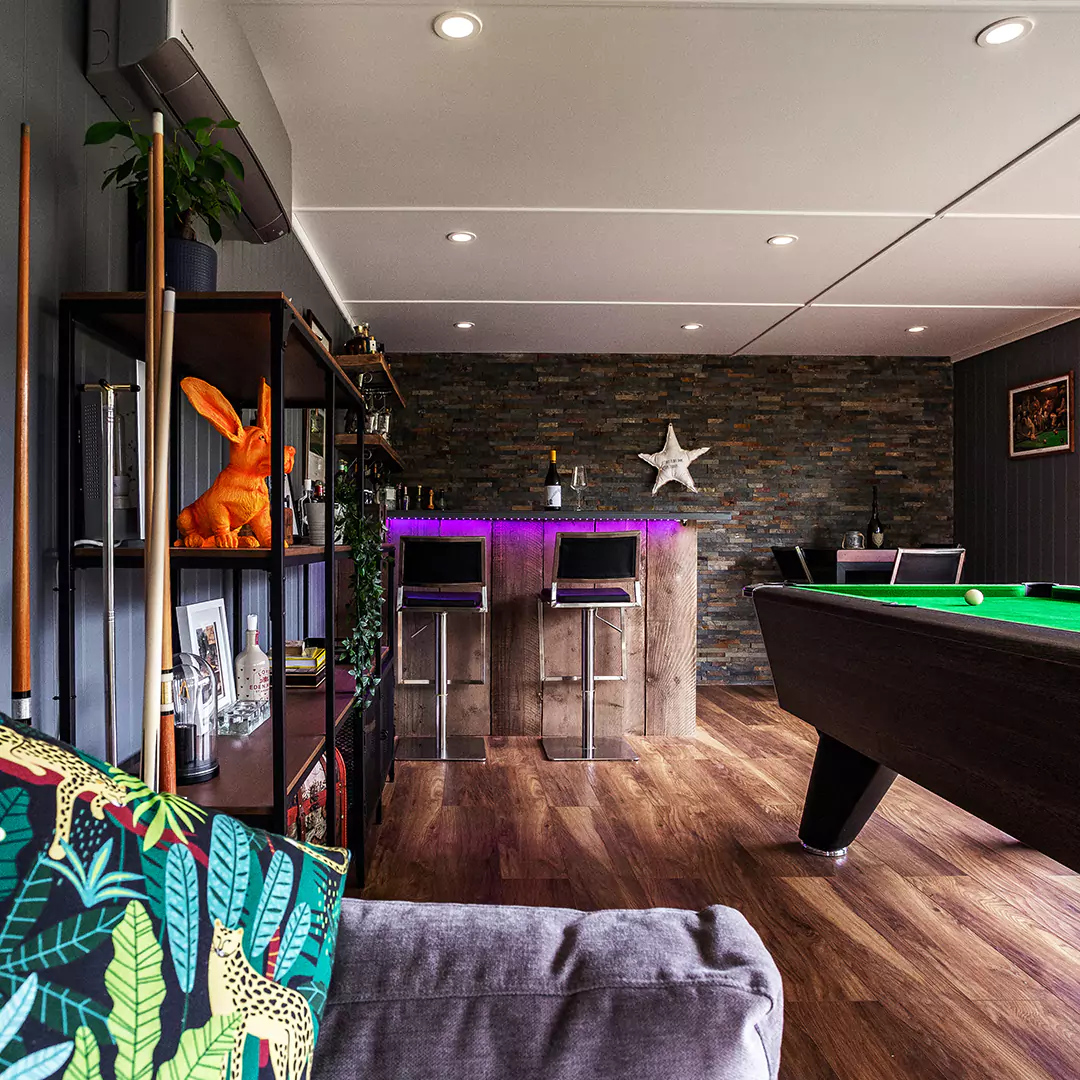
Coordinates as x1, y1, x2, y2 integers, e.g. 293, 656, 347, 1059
172, 652, 219, 783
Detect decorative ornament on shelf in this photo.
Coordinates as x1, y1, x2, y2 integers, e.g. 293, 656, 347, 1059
175, 377, 296, 548
638, 423, 711, 494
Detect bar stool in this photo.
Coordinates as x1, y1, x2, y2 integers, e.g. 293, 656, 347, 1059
538, 531, 641, 762
395, 536, 487, 762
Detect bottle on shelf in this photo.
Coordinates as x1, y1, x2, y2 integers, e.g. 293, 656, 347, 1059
867, 485, 885, 549
544, 450, 562, 510
308, 482, 327, 546
235, 614, 270, 706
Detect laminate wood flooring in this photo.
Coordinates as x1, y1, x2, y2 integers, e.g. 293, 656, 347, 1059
359, 686, 1080, 1080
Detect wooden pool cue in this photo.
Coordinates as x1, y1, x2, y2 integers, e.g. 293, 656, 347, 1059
142, 289, 175, 789
150, 111, 176, 793
12, 123, 31, 723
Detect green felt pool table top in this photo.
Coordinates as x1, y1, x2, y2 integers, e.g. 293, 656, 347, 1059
797, 583, 1080, 633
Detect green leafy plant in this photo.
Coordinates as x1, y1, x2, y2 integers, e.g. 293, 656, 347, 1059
84, 117, 244, 244
335, 468, 386, 702
46, 841, 145, 909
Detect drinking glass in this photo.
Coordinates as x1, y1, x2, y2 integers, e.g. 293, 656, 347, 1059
571, 467, 587, 510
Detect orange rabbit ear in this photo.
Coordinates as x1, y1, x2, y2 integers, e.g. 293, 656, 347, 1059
257, 378, 271, 435
180, 377, 244, 444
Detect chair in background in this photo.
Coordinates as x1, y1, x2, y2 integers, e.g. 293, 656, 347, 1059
396, 536, 488, 762
539, 531, 642, 762
890, 547, 966, 585
770, 547, 810, 582
798, 546, 838, 585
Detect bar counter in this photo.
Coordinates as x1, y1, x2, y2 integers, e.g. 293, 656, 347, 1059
387, 512, 727, 740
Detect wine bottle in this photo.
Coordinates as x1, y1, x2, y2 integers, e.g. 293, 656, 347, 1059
235, 614, 270, 705
867, 485, 885, 549
544, 450, 562, 510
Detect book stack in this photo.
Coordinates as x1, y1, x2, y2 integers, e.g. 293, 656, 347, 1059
283, 642, 327, 689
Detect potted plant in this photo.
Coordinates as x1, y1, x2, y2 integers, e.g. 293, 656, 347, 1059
85, 116, 245, 292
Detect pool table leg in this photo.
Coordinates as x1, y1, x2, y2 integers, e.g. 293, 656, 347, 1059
799, 732, 898, 857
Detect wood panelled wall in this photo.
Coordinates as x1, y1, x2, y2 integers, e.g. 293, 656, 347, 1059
954, 318, 1080, 585
0, 0, 348, 761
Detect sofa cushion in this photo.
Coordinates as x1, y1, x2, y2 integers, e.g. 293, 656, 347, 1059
0, 715, 349, 1080
315, 899, 783, 1080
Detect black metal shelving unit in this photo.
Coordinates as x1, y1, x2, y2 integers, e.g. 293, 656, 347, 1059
57, 291, 368, 858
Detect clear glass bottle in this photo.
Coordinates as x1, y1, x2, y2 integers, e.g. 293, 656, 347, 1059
235, 614, 270, 706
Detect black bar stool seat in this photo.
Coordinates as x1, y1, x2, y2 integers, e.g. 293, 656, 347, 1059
539, 532, 642, 763
402, 589, 485, 609
395, 536, 488, 763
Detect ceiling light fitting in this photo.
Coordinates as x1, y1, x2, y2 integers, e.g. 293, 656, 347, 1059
455, 321, 475, 329
976, 17, 1034, 47
906, 325, 928, 334
681, 323, 703, 331
433, 11, 482, 40
766, 234, 798, 247
447, 231, 476, 243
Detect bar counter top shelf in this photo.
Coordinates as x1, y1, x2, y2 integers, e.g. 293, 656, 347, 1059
387, 511, 723, 742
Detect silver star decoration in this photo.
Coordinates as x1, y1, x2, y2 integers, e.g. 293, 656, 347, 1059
638, 424, 711, 494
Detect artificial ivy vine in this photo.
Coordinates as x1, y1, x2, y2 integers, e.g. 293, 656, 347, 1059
334, 467, 385, 703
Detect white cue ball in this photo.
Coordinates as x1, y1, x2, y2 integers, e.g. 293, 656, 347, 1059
964, 589, 984, 606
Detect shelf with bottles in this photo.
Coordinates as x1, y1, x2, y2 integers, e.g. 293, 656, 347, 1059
334, 354, 406, 410
334, 433, 404, 472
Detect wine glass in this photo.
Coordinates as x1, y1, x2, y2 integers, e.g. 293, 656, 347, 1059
571, 467, 588, 510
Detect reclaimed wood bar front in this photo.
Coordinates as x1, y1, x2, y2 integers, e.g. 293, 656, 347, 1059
386, 512, 730, 740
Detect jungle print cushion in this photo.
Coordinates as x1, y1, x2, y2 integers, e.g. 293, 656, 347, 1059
0, 715, 349, 1080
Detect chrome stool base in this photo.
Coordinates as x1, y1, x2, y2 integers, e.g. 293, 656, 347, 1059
396, 735, 487, 763
800, 841, 848, 858
541, 736, 639, 762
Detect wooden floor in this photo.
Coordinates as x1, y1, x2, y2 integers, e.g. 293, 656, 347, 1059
360, 686, 1080, 1080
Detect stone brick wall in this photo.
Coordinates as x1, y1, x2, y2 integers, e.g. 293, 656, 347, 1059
385, 353, 954, 682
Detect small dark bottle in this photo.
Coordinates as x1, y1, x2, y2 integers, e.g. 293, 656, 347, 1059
544, 450, 562, 510
867, 485, 885, 549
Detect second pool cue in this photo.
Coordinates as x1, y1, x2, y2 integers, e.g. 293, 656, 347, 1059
12, 123, 31, 723
142, 290, 176, 789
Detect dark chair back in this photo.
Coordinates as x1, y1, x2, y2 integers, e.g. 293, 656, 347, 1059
399, 536, 486, 587
798, 547, 838, 585
890, 548, 966, 585
553, 532, 639, 582
771, 547, 810, 582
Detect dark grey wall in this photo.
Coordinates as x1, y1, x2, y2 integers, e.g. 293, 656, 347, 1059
0, 0, 348, 761
954, 318, 1080, 585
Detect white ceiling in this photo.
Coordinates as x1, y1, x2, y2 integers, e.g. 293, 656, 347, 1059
234, 1, 1080, 358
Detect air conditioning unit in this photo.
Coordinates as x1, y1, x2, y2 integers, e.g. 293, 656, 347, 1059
87, 0, 292, 244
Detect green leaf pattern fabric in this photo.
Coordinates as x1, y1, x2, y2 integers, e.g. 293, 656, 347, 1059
0, 718, 349, 1080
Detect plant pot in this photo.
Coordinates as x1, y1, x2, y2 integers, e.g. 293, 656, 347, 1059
135, 236, 218, 292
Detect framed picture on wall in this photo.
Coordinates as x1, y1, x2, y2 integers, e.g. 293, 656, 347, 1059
304, 309, 332, 355
1009, 372, 1075, 459
176, 599, 236, 710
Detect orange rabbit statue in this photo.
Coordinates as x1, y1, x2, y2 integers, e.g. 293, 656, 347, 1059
175, 377, 297, 549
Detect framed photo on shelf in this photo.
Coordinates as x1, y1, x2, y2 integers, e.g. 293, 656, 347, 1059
1009, 372, 1075, 459
304, 309, 332, 355
176, 599, 236, 710
304, 408, 325, 483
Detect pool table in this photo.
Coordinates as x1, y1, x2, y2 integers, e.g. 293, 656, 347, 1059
747, 582, 1080, 870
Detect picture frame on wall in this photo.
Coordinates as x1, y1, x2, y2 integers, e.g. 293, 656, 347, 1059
1009, 372, 1075, 459
304, 309, 332, 355
304, 408, 325, 483
176, 598, 236, 710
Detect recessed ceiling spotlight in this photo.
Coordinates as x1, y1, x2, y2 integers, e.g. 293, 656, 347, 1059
976, 16, 1034, 47
681, 322, 704, 331
906, 325, 928, 334
455, 321, 475, 329
433, 11, 482, 40
446, 231, 476, 243
766, 234, 798, 247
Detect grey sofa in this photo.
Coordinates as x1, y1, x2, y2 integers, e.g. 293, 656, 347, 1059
315, 899, 783, 1080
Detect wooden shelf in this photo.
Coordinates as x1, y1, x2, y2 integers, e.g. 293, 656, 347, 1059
335, 433, 404, 472
60, 292, 363, 409
72, 544, 350, 571
177, 666, 358, 817
334, 354, 406, 409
